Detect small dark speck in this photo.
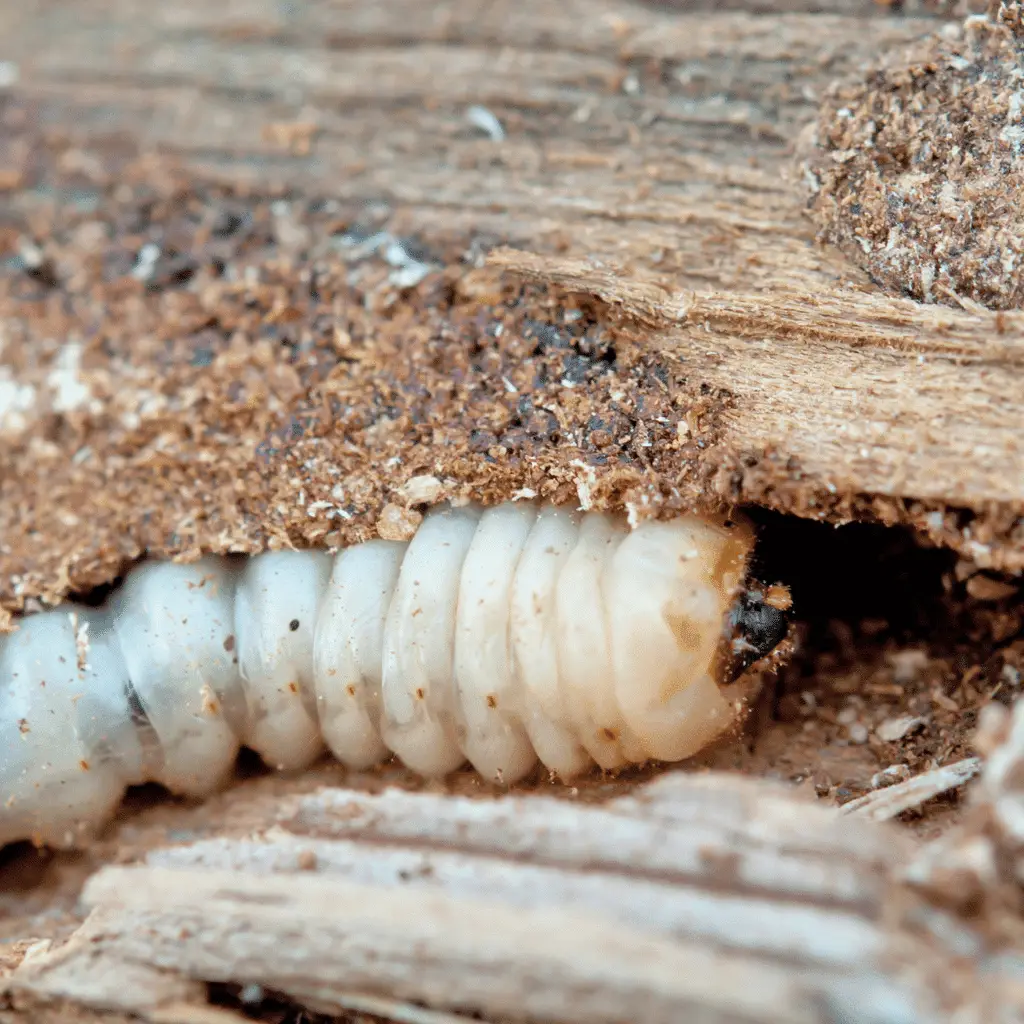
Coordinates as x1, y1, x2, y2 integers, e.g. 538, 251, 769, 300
289, 619, 300, 632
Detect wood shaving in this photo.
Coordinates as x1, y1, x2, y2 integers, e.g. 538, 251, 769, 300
839, 756, 982, 821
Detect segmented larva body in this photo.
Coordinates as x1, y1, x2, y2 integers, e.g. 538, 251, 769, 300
0, 501, 760, 848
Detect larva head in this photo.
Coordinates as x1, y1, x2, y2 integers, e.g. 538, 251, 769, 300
727, 585, 792, 673
606, 513, 763, 763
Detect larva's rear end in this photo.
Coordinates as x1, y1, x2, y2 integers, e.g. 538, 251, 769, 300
0, 610, 127, 848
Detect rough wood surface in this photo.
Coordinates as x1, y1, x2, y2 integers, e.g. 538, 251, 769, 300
5, 764, 1024, 1024
1, 0, 1023, 622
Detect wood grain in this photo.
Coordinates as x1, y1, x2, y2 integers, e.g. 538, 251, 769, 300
6, 768, 1022, 1024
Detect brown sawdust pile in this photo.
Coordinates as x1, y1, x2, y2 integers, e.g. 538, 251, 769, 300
805, 0, 1024, 310
0, 161, 736, 621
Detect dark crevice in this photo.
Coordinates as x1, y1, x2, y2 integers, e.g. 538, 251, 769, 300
744, 506, 1023, 737
745, 508, 959, 643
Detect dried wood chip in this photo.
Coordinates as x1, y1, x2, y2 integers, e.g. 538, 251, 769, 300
840, 758, 982, 822
965, 575, 1019, 602
875, 715, 928, 743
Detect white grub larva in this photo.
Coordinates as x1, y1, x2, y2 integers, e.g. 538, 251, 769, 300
0, 501, 787, 849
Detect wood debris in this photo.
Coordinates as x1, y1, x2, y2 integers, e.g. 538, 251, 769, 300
839, 757, 982, 821
900, 701, 1024, 937
5, 734, 1024, 1024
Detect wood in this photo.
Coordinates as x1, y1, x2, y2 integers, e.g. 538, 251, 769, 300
839, 756, 983, 822
9, 701, 1023, 1024
490, 246, 1024, 560
5, 762, 1024, 1024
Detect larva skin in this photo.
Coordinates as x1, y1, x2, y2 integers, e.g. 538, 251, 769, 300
0, 502, 755, 849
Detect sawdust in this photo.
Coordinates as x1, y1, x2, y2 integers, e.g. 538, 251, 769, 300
0, 151, 743, 616
805, 0, 1024, 310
